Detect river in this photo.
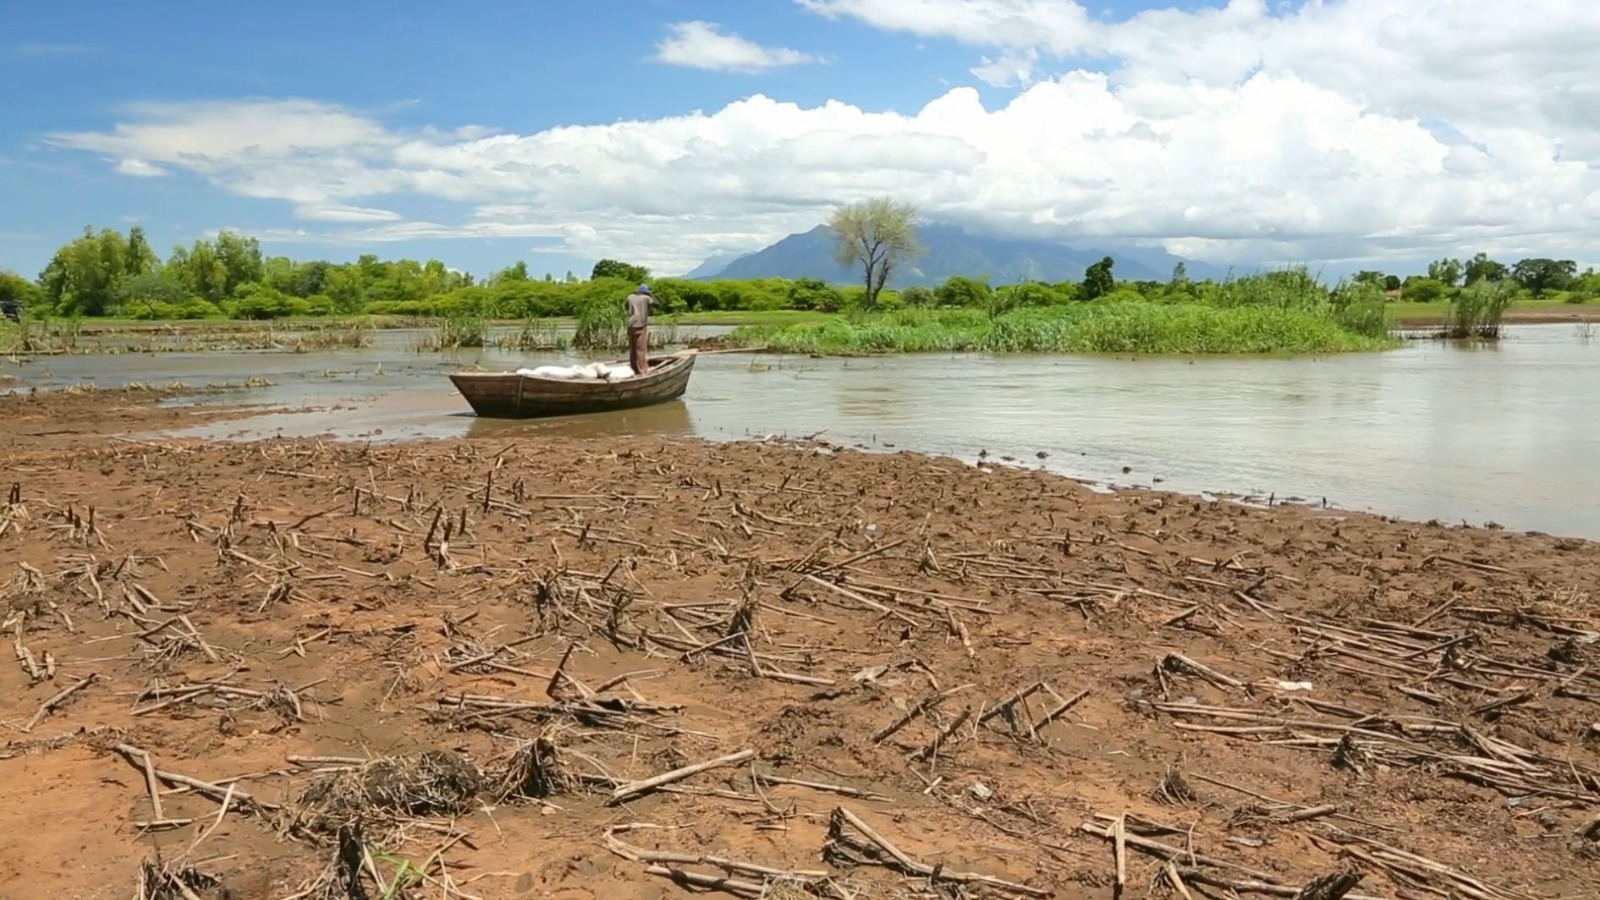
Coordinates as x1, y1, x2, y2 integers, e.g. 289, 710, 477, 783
5, 323, 1597, 539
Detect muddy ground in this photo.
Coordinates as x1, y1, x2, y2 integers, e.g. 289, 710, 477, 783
2, 390, 1599, 900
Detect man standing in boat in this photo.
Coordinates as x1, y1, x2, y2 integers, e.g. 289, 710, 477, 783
625, 283, 653, 375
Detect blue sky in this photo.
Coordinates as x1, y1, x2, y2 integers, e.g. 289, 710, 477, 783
3, 0, 1595, 280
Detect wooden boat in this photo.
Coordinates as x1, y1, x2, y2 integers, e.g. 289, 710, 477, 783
449, 350, 696, 419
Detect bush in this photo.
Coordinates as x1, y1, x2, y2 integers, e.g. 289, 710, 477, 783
1400, 277, 1451, 304
1445, 280, 1515, 339
934, 276, 992, 309
1329, 281, 1390, 338
126, 299, 227, 321
1095, 288, 1148, 305
573, 298, 625, 349
233, 284, 300, 320
729, 303, 1391, 356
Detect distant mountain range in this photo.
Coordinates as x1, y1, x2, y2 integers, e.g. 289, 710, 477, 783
680, 223, 1232, 286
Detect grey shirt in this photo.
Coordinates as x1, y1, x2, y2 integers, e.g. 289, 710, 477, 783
625, 292, 652, 330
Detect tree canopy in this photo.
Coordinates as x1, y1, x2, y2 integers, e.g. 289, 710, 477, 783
1081, 256, 1115, 301
3, 223, 1595, 326
828, 197, 924, 309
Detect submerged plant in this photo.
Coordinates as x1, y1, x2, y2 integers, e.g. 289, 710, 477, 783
415, 313, 488, 351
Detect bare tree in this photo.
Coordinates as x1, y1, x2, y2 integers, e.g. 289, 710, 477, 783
828, 197, 924, 309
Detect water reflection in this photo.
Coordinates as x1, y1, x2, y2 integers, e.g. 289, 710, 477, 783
462, 400, 693, 440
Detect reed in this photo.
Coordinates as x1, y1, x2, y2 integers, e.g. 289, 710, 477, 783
498, 318, 569, 351
1443, 280, 1515, 339
728, 302, 1393, 356
413, 314, 489, 351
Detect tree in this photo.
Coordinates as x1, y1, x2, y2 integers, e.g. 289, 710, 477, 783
827, 197, 924, 310
39, 226, 138, 316
125, 226, 159, 277
1399, 276, 1450, 304
1170, 261, 1188, 285
493, 261, 530, 284
1352, 270, 1386, 288
787, 278, 845, 312
1427, 257, 1462, 286
592, 259, 649, 284
213, 231, 264, 291
1081, 256, 1115, 301
118, 273, 193, 306
324, 268, 366, 314
0, 269, 42, 311
1464, 252, 1508, 286
934, 275, 992, 309
1510, 258, 1577, 298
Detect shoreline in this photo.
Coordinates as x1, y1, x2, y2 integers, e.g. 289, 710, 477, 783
3, 389, 1599, 898
5, 386, 1591, 543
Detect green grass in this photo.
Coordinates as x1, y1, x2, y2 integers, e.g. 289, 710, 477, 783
62, 308, 826, 332
1387, 298, 1575, 323
669, 309, 831, 327
727, 303, 1396, 356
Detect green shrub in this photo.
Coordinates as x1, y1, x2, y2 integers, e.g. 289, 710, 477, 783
1329, 281, 1390, 338
934, 276, 992, 309
1445, 280, 1515, 338
729, 303, 1392, 356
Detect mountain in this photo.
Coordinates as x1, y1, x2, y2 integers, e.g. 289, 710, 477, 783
678, 251, 743, 280
689, 223, 1228, 286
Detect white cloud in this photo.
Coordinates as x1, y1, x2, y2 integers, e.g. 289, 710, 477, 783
970, 49, 1039, 87
654, 21, 817, 73
45, 0, 1600, 273
293, 204, 403, 223
114, 158, 166, 177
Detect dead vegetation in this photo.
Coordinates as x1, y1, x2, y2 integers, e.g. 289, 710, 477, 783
0, 402, 1598, 898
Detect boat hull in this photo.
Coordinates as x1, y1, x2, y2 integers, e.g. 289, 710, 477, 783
449, 352, 696, 419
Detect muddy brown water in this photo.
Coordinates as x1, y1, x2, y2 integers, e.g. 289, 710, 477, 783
4, 322, 1597, 539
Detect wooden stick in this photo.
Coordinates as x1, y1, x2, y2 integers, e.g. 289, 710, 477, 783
809, 538, 907, 576
642, 865, 763, 898
872, 685, 973, 744
911, 705, 973, 763
798, 575, 920, 626
1080, 821, 1281, 882
112, 744, 278, 812
138, 748, 165, 822
832, 807, 1051, 897
751, 771, 890, 802
1164, 654, 1244, 689
1113, 812, 1128, 893
1036, 688, 1090, 731
23, 673, 96, 732
606, 749, 755, 806
1166, 863, 1197, 900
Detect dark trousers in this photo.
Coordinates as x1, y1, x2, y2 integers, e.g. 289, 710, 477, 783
627, 326, 649, 374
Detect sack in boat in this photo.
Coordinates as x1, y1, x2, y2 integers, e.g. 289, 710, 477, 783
514, 363, 636, 381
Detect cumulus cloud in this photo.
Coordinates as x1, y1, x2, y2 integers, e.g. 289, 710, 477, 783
654, 21, 817, 73
44, 0, 1600, 272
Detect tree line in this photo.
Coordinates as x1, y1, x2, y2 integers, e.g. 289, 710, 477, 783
0, 220, 1593, 324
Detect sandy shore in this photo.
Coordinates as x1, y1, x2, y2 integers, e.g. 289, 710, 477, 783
2, 390, 1598, 899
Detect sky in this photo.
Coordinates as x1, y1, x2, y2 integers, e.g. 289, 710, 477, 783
3, 0, 1598, 281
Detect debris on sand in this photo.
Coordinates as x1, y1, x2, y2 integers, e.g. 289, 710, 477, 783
2, 388, 1599, 899
287, 751, 484, 838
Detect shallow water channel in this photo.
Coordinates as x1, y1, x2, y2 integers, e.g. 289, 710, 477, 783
5, 323, 1597, 540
